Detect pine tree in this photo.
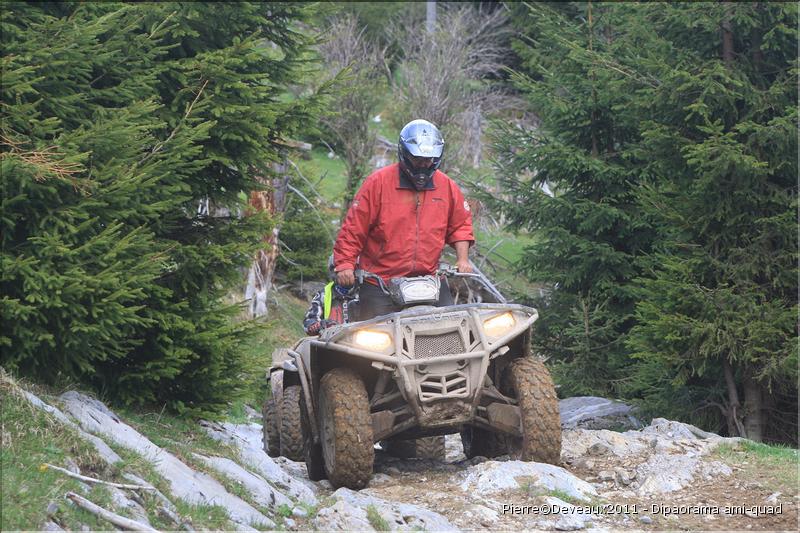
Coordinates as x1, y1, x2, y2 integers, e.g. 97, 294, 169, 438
491, 2, 797, 442
1, 2, 326, 414
487, 2, 653, 396
623, 2, 798, 443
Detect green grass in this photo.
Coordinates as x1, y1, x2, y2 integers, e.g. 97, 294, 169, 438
115, 407, 240, 461
294, 146, 348, 204
366, 504, 391, 531
276, 503, 293, 517
0, 375, 280, 531
0, 375, 139, 530
235, 290, 309, 407
473, 228, 537, 267
714, 440, 799, 495
518, 478, 580, 504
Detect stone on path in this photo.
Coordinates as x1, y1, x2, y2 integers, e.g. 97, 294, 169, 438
313, 488, 458, 532
201, 421, 317, 506
459, 460, 597, 502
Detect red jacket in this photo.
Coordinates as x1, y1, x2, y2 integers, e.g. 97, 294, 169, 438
334, 163, 474, 281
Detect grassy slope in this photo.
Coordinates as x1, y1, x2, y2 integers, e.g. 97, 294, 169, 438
714, 441, 800, 497
1, 366, 325, 531
5, 369, 798, 531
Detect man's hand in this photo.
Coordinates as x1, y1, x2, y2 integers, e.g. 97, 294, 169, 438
306, 321, 322, 335
453, 240, 473, 273
336, 268, 355, 287
456, 258, 473, 273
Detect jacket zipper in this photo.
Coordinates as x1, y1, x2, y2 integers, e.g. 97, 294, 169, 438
412, 191, 421, 273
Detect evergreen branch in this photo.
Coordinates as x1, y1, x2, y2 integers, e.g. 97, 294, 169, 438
140, 79, 209, 165
89, 11, 176, 86
0, 135, 84, 186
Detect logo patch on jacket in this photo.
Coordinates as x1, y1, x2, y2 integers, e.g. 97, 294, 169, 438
463, 200, 471, 212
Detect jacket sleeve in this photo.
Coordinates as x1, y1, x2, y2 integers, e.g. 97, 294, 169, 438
445, 181, 475, 247
333, 176, 377, 271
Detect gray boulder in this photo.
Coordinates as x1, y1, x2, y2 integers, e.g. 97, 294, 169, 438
559, 396, 641, 430
459, 460, 597, 502
201, 421, 318, 505
314, 488, 458, 531
60, 392, 273, 529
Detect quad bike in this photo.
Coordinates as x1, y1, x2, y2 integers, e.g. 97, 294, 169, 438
263, 263, 561, 489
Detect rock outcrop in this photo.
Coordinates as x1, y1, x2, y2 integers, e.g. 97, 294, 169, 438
17, 386, 789, 532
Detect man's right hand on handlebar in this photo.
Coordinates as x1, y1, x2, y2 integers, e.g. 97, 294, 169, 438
336, 268, 355, 287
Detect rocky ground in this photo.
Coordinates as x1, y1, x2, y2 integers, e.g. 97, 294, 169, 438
16, 388, 799, 531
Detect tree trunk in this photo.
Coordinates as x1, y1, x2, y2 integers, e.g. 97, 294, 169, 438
246, 161, 289, 318
742, 372, 764, 442
722, 358, 745, 437
426, 1, 436, 34
721, 4, 735, 66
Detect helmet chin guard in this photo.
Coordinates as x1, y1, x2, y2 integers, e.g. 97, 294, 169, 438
398, 119, 444, 189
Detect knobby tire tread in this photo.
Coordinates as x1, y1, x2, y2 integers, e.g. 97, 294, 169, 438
319, 367, 374, 489
262, 397, 280, 457
279, 385, 304, 461
508, 357, 561, 464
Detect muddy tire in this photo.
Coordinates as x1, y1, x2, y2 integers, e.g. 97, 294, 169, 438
460, 427, 506, 459
318, 367, 374, 488
300, 393, 325, 481
262, 397, 280, 457
383, 436, 446, 460
505, 357, 561, 463
278, 386, 304, 461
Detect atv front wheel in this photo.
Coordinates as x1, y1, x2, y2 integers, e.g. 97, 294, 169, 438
279, 385, 304, 461
262, 397, 280, 457
505, 357, 561, 463
318, 368, 374, 488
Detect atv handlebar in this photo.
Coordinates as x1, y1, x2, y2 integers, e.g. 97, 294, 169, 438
353, 263, 506, 304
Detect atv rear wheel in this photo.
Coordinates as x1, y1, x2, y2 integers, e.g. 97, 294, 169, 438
460, 427, 506, 459
318, 368, 374, 488
382, 436, 446, 460
279, 385, 304, 461
300, 393, 325, 481
505, 357, 561, 463
262, 397, 280, 457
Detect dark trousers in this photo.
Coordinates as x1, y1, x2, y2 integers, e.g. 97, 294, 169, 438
355, 278, 453, 322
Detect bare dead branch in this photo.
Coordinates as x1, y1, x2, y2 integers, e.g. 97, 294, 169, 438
390, 5, 514, 172
65, 492, 157, 531
316, 14, 386, 213
43, 463, 155, 491
286, 183, 335, 245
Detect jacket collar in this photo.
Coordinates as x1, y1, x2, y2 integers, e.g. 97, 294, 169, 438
397, 165, 437, 190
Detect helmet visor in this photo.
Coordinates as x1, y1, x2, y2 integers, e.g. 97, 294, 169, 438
400, 136, 443, 158
408, 154, 436, 170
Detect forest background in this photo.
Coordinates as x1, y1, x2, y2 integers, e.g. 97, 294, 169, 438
1, 2, 797, 446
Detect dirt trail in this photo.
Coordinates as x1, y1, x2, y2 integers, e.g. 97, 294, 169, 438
359, 434, 798, 531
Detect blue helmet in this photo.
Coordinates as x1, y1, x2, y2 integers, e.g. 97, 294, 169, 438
398, 119, 444, 189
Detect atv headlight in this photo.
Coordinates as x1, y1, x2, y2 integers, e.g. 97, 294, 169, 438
353, 330, 392, 351
483, 312, 515, 338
